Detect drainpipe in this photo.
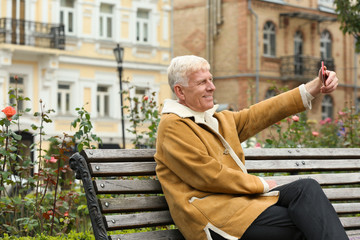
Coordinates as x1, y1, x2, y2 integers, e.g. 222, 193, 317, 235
354, 38, 358, 112
207, 0, 213, 66
170, 0, 174, 59
248, 0, 260, 103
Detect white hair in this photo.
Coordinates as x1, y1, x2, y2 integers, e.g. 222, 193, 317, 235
167, 55, 210, 92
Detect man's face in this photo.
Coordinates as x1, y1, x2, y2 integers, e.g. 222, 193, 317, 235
176, 69, 216, 112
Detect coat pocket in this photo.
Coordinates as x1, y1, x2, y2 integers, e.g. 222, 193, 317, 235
190, 194, 245, 228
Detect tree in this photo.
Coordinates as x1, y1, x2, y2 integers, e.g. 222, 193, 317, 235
334, 0, 360, 52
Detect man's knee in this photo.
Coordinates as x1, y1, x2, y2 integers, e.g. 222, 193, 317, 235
295, 178, 323, 193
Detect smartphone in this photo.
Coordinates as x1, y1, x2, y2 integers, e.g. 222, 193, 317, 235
321, 61, 326, 86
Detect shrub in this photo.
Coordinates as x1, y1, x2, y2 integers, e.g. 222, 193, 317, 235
124, 87, 161, 149
0, 79, 100, 237
261, 106, 360, 148
1, 231, 95, 240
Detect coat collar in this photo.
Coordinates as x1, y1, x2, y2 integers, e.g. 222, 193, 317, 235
161, 99, 219, 130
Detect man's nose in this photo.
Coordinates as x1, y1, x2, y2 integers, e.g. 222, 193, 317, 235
207, 80, 216, 91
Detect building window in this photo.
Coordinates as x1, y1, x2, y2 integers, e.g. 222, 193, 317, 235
97, 86, 110, 117
318, 0, 335, 7
99, 3, 113, 39
320, 30, 332, 60
356, 97, 360, 113
9, 75, 25, 111
60, 0, 75, 35
57, 83, 71, 115
294, 31, 303, 75
263, 21, 276, 57
321, 95, 333, 120
136, 9, 150, 43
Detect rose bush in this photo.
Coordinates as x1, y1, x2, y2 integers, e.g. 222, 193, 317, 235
125, 87, 161, 149
0, 86, 99, 237
260, 106, 359, 148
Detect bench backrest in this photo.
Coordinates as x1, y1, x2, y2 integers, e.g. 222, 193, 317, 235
70, 148, 360, 240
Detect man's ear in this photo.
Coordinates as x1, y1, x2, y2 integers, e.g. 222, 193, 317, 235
174, 85, 185, 101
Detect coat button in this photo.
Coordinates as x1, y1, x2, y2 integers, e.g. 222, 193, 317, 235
224, 149, 229, 155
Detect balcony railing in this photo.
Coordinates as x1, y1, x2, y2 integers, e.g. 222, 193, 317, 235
280, 55, 335, 81
0, 18, 65, 50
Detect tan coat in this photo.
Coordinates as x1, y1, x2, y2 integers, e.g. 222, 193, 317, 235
155, 88, 306, 240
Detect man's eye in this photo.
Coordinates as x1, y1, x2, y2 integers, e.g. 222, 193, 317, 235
199, 81, 206, 85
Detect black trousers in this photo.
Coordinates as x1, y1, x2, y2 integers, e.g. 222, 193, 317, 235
210, 179, 348, 240
240, 179, 349, 240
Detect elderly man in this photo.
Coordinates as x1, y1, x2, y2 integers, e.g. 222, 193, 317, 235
154, 55, 348, 240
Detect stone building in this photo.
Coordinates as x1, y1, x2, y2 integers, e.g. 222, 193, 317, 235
173, 0, 359, 124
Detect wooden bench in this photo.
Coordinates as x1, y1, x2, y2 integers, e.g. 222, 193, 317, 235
69, 148, 360, 240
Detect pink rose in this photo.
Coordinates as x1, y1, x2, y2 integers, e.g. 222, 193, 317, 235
46, 156, 57, 164
312, 131, 319, 137
325, 117, 332, 123
255, 143, 262, 148
292, 115, 299, 122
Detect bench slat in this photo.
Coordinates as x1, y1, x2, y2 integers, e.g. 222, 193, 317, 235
323, 188, 360, 200
105, 211, 174, 230
266, 172, 360, 185
348, 230, 360, 239
83, 149, 156, 162
341, 217, 360, 228
109, 229, 185, 240
244, 148, 360, 159
99, 197, 359, 214
246, 159, 360, 172
100, 196, 168, 213
90, 162, 157, 176
333, 203, 360, 214
89, 160, 360, 176
94, 179, 162, 194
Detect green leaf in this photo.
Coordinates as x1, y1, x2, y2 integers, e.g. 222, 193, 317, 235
77, 205, 87, 211
77, 143, 84, 152
9, 146, 17, 152
13, 133, 22, 141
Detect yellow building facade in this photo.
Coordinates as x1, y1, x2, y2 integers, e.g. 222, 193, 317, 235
0, 0, 173, 154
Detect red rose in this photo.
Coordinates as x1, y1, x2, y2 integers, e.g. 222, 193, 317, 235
143, 96, 149, 101
2, 106, 16, 120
